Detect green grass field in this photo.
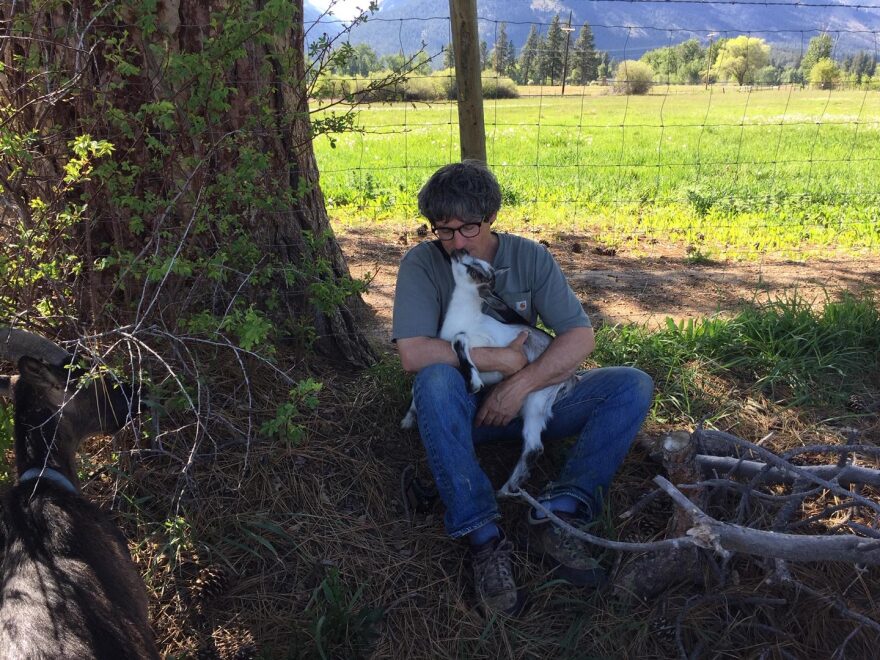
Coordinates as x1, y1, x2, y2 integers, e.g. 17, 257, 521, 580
314, 86, 880, 258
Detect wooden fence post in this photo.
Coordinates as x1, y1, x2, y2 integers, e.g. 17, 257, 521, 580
449, 0, 486, 162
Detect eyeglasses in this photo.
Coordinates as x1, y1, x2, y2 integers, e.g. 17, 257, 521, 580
431, 220, 484, 241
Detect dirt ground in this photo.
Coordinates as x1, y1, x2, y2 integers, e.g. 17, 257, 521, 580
337, 223, 880, 344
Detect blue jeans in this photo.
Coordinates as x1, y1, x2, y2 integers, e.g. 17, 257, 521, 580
412, 364, 654, 538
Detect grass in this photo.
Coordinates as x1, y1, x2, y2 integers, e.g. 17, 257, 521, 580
62, 288, 877, 658
0, 403, 13, 484
2, 289, 877, 657
313, 86, 880, 258
594, 290, 880, 420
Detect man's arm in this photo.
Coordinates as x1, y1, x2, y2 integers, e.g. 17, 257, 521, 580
397, 334, 529, 375
475, 325, 595, 427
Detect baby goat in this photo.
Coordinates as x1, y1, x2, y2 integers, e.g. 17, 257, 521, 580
0, 328, 158, 659
402, 249, 577, 495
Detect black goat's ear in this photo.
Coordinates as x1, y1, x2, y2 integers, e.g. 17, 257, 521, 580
17, 356, 65, 390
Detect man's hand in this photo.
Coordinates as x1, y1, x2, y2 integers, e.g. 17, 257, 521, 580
493, 331, 529, 376
473, 326, 595, 428
475, 377, 530, 427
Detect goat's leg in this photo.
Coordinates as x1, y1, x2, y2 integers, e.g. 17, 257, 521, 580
498, 392, 557, 496
498, 412, 546, 496
453, 333, 484, 392
400, 388, 417, 429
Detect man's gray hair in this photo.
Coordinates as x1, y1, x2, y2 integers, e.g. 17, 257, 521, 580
417, 160, 502, 225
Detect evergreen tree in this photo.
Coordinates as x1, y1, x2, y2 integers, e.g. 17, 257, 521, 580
480, 40, 489, 70
492, 22, 514, 75
518, 25, 540, 84
505, 39, 517, 76
571, 22, 599, 84
443, 42, 455, 69
543, 14, 564, 84
597, 51, 612, 81
532, 33, 547, 83
351, 43, 379, 75
849, 50, 876, 83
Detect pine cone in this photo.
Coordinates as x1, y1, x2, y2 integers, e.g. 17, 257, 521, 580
649, 615, 677, 644
848, 392, 870, 413
189, 564, 230, 610
212, 625, 258, 660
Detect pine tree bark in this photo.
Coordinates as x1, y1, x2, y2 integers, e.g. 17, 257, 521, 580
1, 0, 377, 367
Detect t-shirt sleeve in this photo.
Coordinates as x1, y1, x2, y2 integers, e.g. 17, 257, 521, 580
532, 244, 591, 334
392, 250, 442, 341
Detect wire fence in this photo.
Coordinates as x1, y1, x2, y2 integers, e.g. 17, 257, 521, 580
303, 2, 880, 327
300, 2, 880, 329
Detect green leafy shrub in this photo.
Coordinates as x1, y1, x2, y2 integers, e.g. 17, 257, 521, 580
613, 60, 654, 95
260, 378, 322, 445
312, 68, 517, 103
306, 568, 384, 659
481, 72, 519, 99
809, 58, 842, 90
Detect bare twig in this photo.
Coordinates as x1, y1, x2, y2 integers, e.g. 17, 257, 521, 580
513, 488, 697, 553
777, 572, 880, 635
696, 454, 880, 488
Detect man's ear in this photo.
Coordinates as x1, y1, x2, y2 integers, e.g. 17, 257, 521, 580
485, 212, 498, 225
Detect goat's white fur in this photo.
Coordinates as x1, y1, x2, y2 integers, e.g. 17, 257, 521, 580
401, 249, 577, 495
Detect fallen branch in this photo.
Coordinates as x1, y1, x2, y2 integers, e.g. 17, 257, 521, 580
694, 431, 880, 518
654, 476, 880, 565
512, 488, 696, 553
695, 455, 880, 488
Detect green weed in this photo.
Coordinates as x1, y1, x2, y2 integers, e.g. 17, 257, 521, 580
306, 567, 384, 660
0, 402, 13, 485
260, 378, 323, 445
593, 291, 880, 416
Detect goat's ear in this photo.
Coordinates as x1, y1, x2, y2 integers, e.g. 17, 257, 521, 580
493, 267, 510, 278
17, 356, 66, 390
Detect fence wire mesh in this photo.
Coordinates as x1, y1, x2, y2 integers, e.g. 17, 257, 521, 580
306, 1, 880, 328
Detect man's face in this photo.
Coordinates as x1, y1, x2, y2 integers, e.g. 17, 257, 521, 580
433, 214, 497, 261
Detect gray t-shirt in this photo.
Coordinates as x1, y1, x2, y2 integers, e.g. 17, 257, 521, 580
392, 233, 590, 341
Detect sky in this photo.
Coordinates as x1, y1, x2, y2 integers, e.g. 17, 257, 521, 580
306, 0, 385, 22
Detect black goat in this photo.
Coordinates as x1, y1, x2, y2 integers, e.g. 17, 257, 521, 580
0, 328, 158, 659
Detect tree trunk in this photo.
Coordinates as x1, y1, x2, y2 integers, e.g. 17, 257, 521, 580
1, 0, 376, 367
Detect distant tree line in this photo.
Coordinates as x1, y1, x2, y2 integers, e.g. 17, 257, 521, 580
330, 15, 612, 86
639, 33, 877, 89
327, 21, 878, 92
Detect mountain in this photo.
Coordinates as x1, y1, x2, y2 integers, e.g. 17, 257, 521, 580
311, 0, 880, 61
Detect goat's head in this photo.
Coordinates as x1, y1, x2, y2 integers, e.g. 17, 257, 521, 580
449, 249, 497, 297
1, 328, 139, 474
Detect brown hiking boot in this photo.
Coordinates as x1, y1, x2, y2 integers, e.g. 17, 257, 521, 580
528, 510, 606, 587
470, 534, 524, 615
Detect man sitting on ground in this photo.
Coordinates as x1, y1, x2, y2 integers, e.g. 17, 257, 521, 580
392, 160, 653, 614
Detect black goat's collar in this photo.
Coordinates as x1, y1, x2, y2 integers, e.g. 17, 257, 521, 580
20, 467, 78, 494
